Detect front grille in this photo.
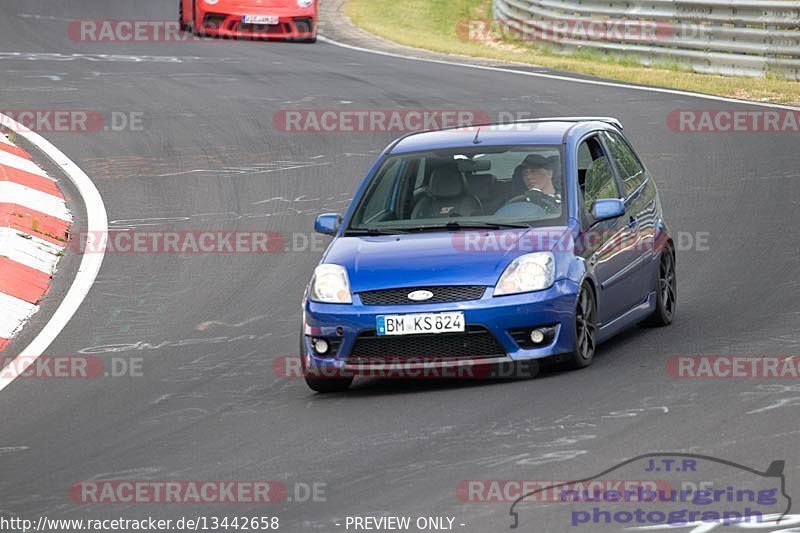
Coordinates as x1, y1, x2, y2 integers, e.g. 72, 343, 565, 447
359, 286, 485, 306
347, 326, 506, 363
236, 22, 290, 34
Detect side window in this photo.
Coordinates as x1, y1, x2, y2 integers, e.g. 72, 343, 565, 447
603, 131, 646, 196
578, 136, 619, 216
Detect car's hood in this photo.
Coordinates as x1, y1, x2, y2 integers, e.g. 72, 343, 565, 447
324, 227, 570, 293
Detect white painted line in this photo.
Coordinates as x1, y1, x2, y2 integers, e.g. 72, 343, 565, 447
0, 113, 107, 393
0, 292, 39, 339
0, 149, 51, 179
318, 36, 800, 112
0, 227, 63, 275
0, 181, 71, 221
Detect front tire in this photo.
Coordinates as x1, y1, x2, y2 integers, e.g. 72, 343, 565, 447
186, 0, 202, 36
178, 0, 188, 31
564, 283, 597, 369
300, 337, 353, 392
641, 246, 676, 327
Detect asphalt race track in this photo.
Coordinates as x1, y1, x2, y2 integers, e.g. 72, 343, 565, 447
1, 1, 799, 532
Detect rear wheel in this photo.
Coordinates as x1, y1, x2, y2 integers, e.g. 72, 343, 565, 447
563, 283, 597, 369
642, 247, 676, 327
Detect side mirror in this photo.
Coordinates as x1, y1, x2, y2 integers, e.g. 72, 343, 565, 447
592, 199, 625, 221
314, 213, 342, 235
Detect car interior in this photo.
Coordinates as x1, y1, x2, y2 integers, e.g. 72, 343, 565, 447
409, 151, 562, 219
350, 149, 568, 228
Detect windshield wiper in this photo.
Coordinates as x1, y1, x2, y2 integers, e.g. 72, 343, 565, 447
406, 221, 531, 232
344, 227, 410, 236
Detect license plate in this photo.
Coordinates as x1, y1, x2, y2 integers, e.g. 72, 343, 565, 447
377, 312, 465, 336
242, 14, 279, 25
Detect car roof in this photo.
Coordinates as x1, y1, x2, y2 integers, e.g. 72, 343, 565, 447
389, 118, 622, 154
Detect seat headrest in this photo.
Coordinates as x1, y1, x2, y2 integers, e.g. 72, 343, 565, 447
429, 166, 465, 198
466, 173, 495, 200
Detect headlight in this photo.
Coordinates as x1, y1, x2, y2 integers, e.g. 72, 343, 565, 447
494, 252, 555, 296
310, 264, 352, 304
204, 0, 220, 4
297, 0, 314, 7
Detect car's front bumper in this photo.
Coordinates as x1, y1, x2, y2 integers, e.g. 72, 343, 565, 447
196, 4, 316, 40
301, 279, 579, 373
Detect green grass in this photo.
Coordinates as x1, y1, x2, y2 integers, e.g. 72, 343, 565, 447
345, 0, 800, 106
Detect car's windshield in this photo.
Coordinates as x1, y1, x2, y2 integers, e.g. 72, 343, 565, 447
347, 145, 565, 233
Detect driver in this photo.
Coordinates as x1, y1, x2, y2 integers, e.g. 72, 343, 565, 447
516, 154, 558, 197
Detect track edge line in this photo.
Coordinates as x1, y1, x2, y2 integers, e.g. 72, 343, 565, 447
0, 117, 108, 393
318, 35, 800, 112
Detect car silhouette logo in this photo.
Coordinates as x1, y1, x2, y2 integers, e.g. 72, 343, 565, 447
408, 290, 434, 301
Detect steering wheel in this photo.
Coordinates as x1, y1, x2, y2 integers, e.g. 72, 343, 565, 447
503, 189, 561, 214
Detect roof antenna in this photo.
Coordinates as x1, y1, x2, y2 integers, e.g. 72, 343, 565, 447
472, 127, 482, 144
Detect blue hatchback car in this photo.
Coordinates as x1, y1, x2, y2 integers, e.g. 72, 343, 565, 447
301, 118, 675, 392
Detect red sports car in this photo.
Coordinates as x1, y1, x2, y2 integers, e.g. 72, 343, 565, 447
179, 0, 317, 42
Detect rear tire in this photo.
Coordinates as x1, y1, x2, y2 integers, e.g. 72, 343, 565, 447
563, 283, 597, 369
641, 246, 676, 327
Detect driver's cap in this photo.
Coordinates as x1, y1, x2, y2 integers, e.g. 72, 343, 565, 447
520, 154, 554, 171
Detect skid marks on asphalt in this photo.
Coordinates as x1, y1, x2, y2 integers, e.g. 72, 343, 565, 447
85, 276, 193, 347
0, 52, 239, 64
80, 149, 363, 182
294, 405, 675, 476
741, 384, 800, 414
0, 446, 29, 455
153, 161, 333, 179
195, 314, 270, 332
106, 195, 353, 230
76, 329, 284, 356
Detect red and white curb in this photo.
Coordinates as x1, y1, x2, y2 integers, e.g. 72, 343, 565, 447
0, 132, 72, 351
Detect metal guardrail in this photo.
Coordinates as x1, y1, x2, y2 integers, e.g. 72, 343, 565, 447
492, 0, 800, 79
